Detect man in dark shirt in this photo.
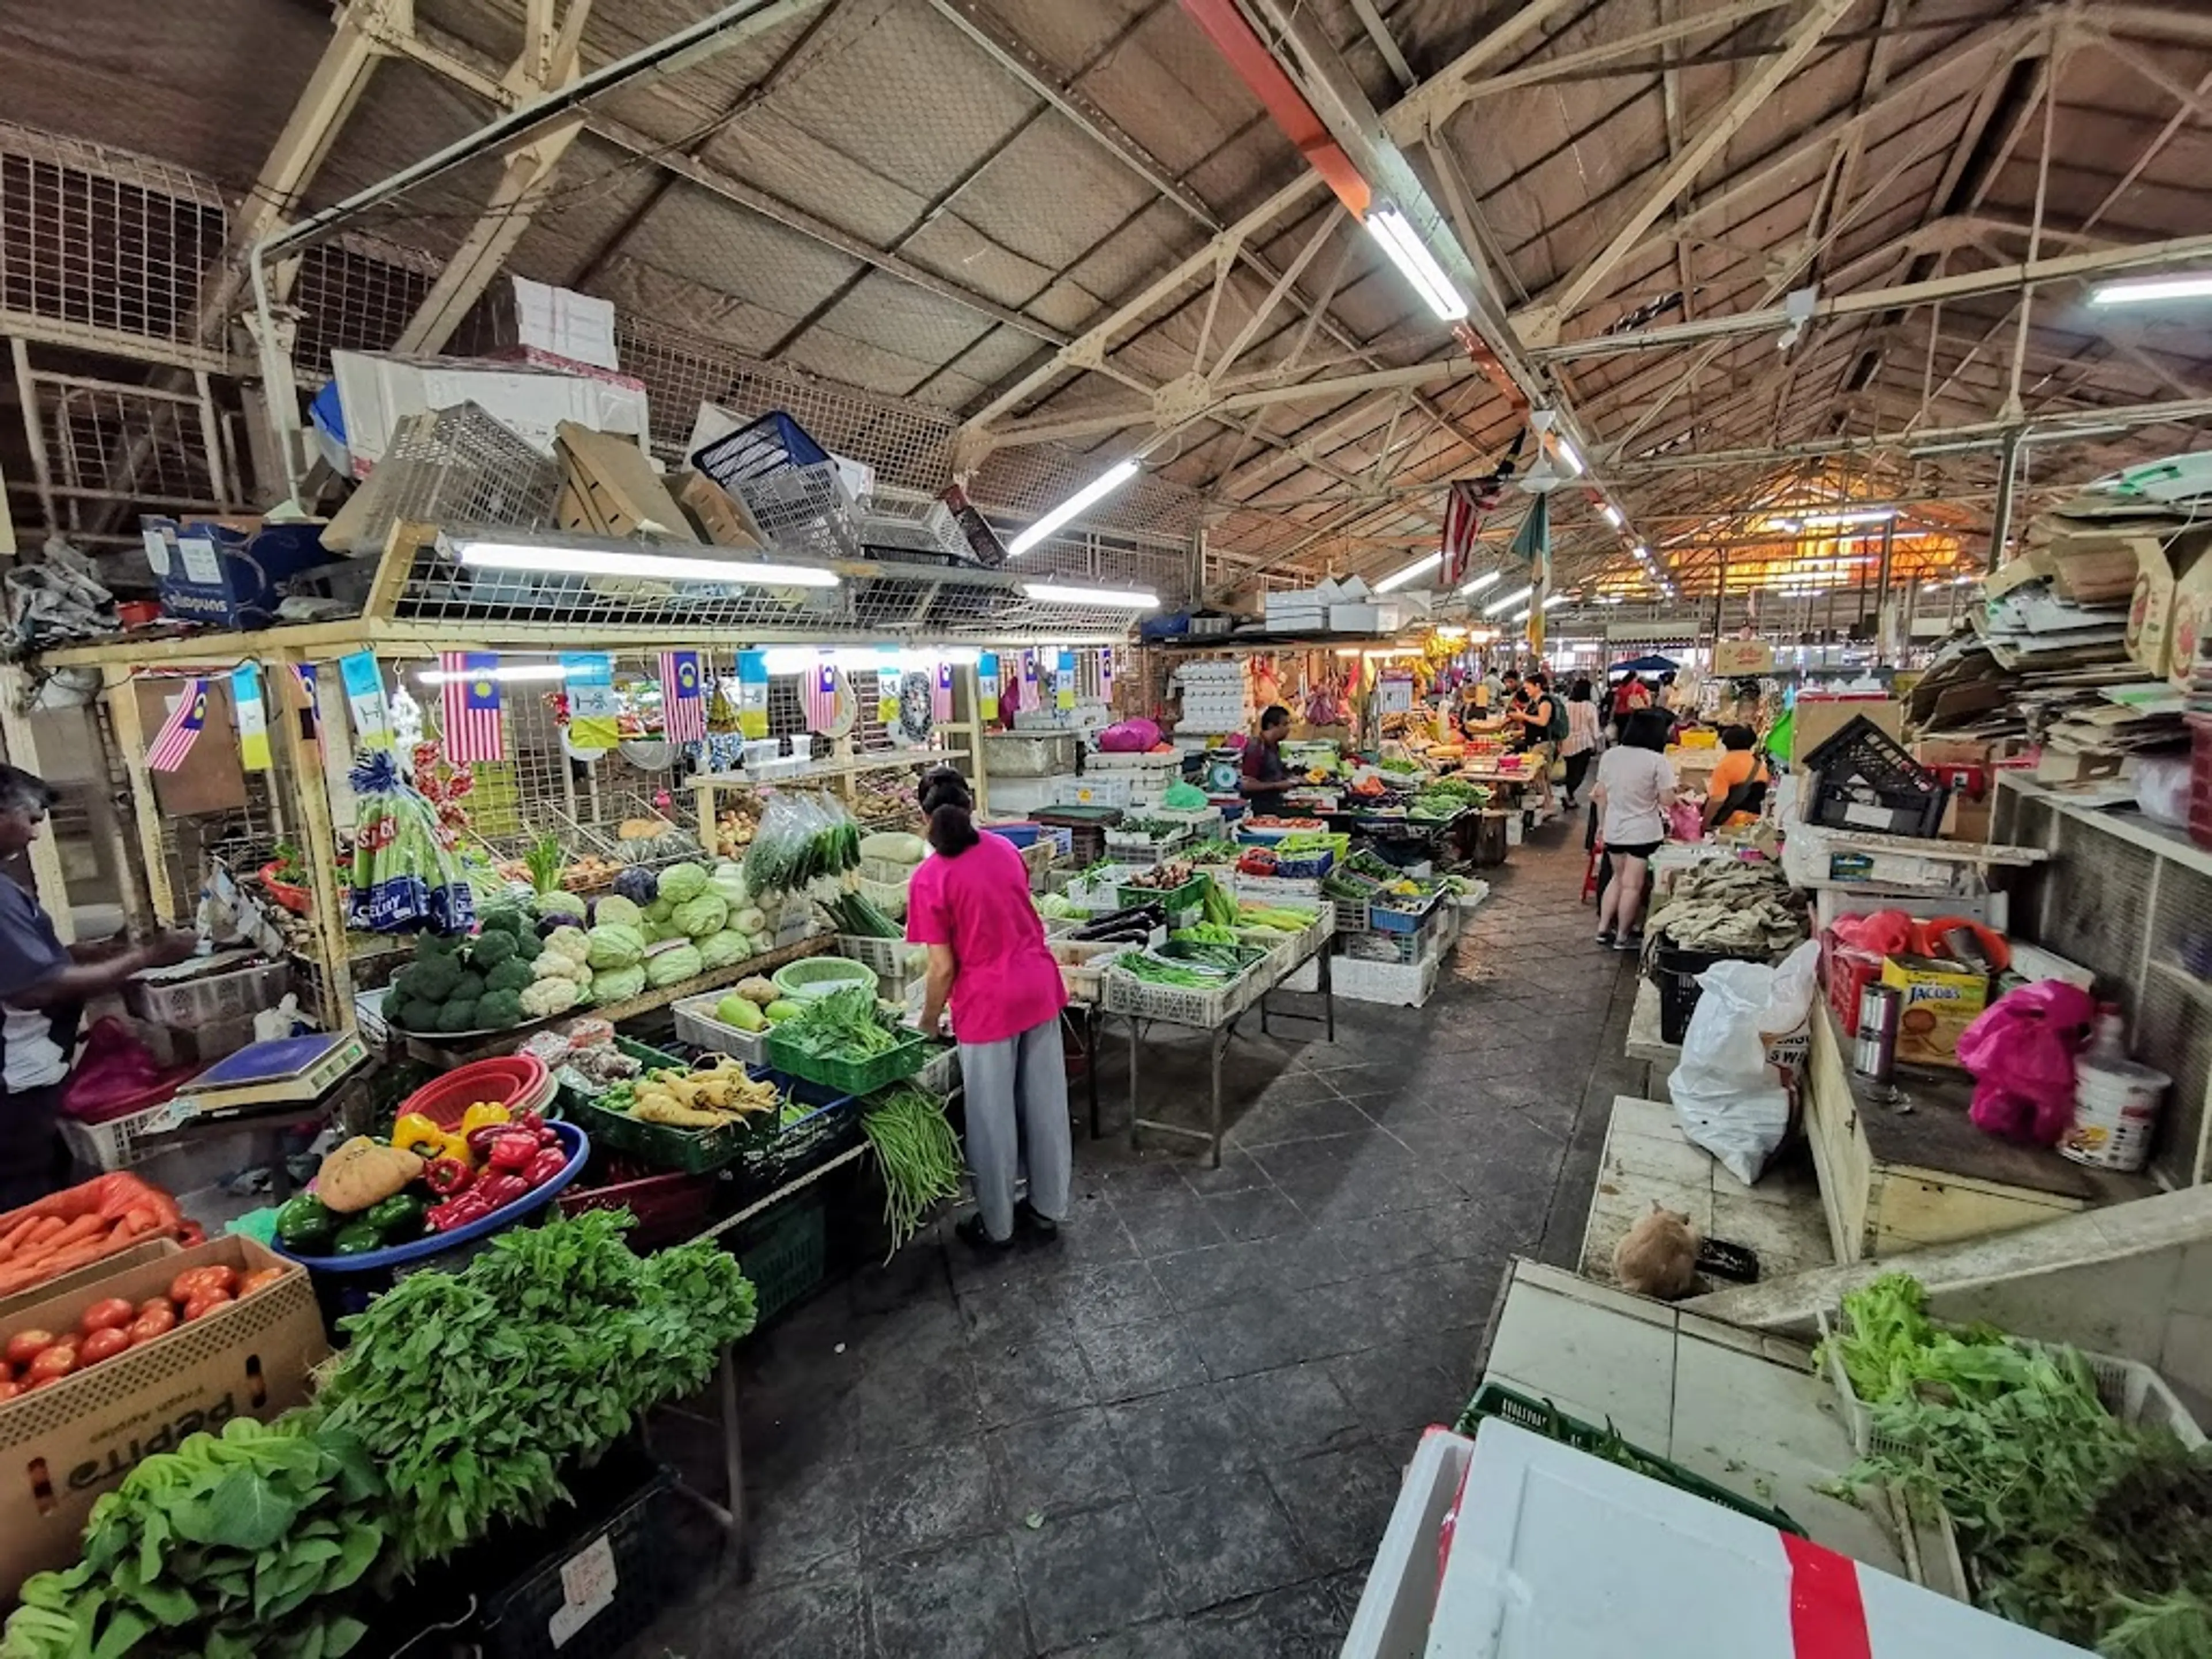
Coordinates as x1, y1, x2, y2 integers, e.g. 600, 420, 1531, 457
1239, 704, 1297, 800
0, 767, 196, 1206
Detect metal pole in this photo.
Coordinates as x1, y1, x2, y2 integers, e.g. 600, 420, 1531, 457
1987, 427, 2024, 573
1873, 518, 1895, 663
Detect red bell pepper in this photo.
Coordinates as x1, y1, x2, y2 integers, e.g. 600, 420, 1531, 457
487, 1132, 539, 1174
424, 1156, 474, 1197
523, 1146, 567, 1187
475, 1172, 530, 1210
426, 1191, 493, 1232
510, 1107, 547, 1136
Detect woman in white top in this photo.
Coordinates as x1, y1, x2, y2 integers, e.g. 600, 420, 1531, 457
1591, 708, 1678, 949
1560, 677, 1600, 808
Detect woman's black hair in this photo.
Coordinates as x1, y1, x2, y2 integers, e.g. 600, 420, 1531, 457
1719, 724, 1756, 752
1622, 708, 1672, 753
1569, 677, 1593, 702
917, 766, 979, 855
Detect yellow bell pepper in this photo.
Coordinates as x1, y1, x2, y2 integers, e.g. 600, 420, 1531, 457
460, 1101, 511, 1136
392, 1112, 467, 1165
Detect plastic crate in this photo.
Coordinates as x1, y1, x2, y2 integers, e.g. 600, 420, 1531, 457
1815, 1309, 2203, 1463
1331, 950, 1441, 1007
1369, 894, 1442, 934
1271, 849, 1335, 880
734, 1093, 863, 1200
669, 994, 767, 1066
1331, 894, 1373, 934
559, 1039, 800, 1175
1456, 1383, 1807, 1536
764, 1025, 933, 1094
690, 408, 831, 486
1801, 714, 1949, 836
474, 1449, 673, 1659
556, 1167, 719, 1247
1116, 872, 1211, 914
1651, 940, 1766, 1044
1052, 940, 1132, 1004
2189, 714, 2212, 851
729, 1194, 827, 1324
57, 1094, 190, 1172
124, 960, 289, 1024
1343, 927, 1427, 965
836, 934, 925, 978
1100, 942, 1270, 1027
730, 461, 861, 562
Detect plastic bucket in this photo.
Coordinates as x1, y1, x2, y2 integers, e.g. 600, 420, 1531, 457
2062, 1058, 2170, 1172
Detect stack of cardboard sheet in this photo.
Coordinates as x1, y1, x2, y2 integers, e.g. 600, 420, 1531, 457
553, 421, 698, 540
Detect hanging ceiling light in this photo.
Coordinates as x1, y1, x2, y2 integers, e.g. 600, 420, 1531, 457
448, 538, 840, 588
1554, 438, 1586, 476
1459, 570, 1503, 596
2089, 274, 2212, 305
1482, 584, 1533, 616
1020, 581, 1158, 609
1363, 201, 1468, 321
1797, 507, 1896, 528
1007, 459, 1141, 556
1375, 551, 1442, 592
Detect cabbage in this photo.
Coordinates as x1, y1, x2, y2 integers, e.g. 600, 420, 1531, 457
733, 907, 767, 936
646, 943, 703, 987
533, 889, 586, 922
673, 892, 729, 938
656, 862, 709, 904
592, 893, 643, 930
646, 896, 674, 924
590, 963, 646, 1003
612, 866, 658, 907
698, 929, 750, 970
585, 922, 646, 969
859, 832, 929, 865
709, 864, 749, 907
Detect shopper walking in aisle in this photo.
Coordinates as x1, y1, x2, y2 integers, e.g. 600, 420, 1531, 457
1560, 677, 1600, 808
0, 767, 196, 1207
1591, 710, 1679, 949
906, 767, 1070, 1251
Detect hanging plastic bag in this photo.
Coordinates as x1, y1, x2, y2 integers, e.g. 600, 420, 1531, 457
1671, 939, 1820, 1184
62, 1017, 186, 1125
1957, 979, 2095, 1145
348, 751, 476, 933
743, 789, 809, 895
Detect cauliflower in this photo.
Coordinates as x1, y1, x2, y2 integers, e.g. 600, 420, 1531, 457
646, 943, 703, 987
696, 929, 750, 971
590, 963, 647, 1003
543, 926, 590, 968
656, 862, 709, 905
672, 892, 729, 939
592, 894, 644, 930
586, 923, 647, 970
518, 976, 581, 1018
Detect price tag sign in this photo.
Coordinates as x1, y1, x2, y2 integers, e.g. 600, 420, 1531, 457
547, 1533, 618, 1648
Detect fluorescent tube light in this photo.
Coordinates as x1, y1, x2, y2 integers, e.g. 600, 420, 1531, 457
452, 540, 839, 588
1007, 459, 1141, 556
416, 662, 570, 685
2023, 422, 2128, 444
760, 646, 980, 675
1482, 584, 1533, 616
1021, 581, 1158, 609
1376, 551, 1442, 592
1542, 594, 1566, 609
1798, 507, 1895, 528
2090, 274, 2212, 305
1459, 569, 1503, 596
1600, 504, 1623, 528
1770, 517, 1802, 532
1363, 203, 1469, 321
1555, 438, 1585, 476
1632, 545, 1650, 562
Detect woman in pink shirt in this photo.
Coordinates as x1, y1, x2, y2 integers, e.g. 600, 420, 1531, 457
906, 768, 1071, 1252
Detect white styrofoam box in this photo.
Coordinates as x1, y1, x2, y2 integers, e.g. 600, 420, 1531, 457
978, 773, 1081, 816
507, 276, 619, 370
1332, 951, 1442, 1007
1263, 588, 1327, 619
1342, 1427, 1474, 1659
1066, 775, 1132, 807
1426, 1419, 2085, 1657
1082, 748, 1181, 771
1330, 601, 1406, 633
330, 350, 650, 475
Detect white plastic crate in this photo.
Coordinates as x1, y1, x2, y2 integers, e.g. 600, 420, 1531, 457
58, 1096, 190, 1172
1332, 950, 1442, 1007
1065, 775, 1133, 808
836, 934, 925, 977
1052, 940, 1132, 1005
124, 960, 289, 1025
1233, 872, 1323, 902
1101, 956, 1270, 1027
857, 874, 908, 919
1082, 749, 1182, 772
671, 993, 768, 1065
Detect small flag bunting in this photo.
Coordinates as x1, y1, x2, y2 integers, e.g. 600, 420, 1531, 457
804, 655, 840, 732
440, 651, 506, 765
146, 679, 209, 772
660, 650, 706, 742
933, 662, 954, 724
231, 665, 271, 772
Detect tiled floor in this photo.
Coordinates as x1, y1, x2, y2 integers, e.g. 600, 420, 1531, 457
649, 818, 1647, 1658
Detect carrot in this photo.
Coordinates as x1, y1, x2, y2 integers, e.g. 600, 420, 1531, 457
0, 1235, 129, 1292
0, 1215, 43, 1259
24, 1217, 65, 1249
35, 1214, 108, 1255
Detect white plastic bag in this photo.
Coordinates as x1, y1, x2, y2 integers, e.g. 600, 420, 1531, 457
1670, 939, 1820, 1185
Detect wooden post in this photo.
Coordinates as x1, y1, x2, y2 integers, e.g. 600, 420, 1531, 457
961, 661, 990, 815
270, 650, 356, 1028
104, 669, 178, 925
0, 668, 77, 943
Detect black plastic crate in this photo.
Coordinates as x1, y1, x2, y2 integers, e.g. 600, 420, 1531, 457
1652, 940, 1767, 1045
1800, 714, 1949, 837
471, 1447, 674, 1659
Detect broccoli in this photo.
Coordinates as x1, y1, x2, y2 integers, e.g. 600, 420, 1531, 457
512, 930, 544, 963
450, 970, 487, 1003
479, 907, 529, 937
418, 933, 461, 957
435, 998, 480, 1032
476, 990, 525, 1029
394, 997, 441, 1032
397, 955, 461, 1001
484, 959, 534, 995
471, 930, 518, 970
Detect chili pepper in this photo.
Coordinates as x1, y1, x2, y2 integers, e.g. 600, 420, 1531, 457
487, 1132, 539, 1173
460, 1101, 510, 1136
475, 1172, 530, 1209
423, 1156, 474, 1198
523, 1146, 567, 1187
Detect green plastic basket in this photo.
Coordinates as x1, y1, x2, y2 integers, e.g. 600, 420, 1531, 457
771, 956, 880, 1001
763, 1026, 933, 1096
1455, 1382, 1806, 1536
559, 1038, 769, 1176
731, 1194, 827, 1324
1116, 872, 1212, 914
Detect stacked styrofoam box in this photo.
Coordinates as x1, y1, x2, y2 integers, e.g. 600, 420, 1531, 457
1173, 660, 1251, 734
982, 773, 1082, 815
1264, 588, 1330, 632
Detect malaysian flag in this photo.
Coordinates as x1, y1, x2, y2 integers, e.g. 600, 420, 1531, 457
660, 650, 706, 742
932, 662, 954, 724
146, 679, 209, 772
290, 662, 320, 749
804, 656, 841, 732
440, 651, 506, 764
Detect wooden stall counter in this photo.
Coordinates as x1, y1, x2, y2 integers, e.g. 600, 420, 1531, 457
1802, 1003, 2156, 1263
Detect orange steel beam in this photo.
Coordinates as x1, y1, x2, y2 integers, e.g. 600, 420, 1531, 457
1176, 0, 1372, 219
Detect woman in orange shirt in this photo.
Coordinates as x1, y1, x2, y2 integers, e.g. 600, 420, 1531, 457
1700, 725, 1771, 832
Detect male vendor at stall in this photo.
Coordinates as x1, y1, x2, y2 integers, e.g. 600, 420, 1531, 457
0, 767, 197, 1206
1240, 703, 1300, 800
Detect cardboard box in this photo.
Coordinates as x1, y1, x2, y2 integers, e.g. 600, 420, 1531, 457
0, 1235, 327, 1597
2126, 532, 2209, 676
1711, 639, 1775, 676
0, 1241, 178, 1325
2167, 548, 2212, 693
140, 517, 340, 630
1790, 696, 1900, 766
1881, 953, 1989, 1069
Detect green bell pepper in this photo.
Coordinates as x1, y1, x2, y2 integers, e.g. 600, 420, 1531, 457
365, 1192, 429, 1243
331, 1219, 384, 1257
275, 1194, 336, 1253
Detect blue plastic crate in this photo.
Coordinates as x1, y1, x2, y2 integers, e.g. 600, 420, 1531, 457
691, 410, 832, 490
1368, 896, 1440, 935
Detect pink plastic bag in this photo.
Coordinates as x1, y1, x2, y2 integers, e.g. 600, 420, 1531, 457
1956, 980, 2096, 1145
1096, 718, 1161, 752
62, 1017, 190, 1126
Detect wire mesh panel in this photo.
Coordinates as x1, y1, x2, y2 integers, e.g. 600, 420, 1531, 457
334, 405, 562, 555
2035, 816, 2158, 990
2139, 969, 2212, 1188
31, 372, 230, 539
287, 232, 443, 379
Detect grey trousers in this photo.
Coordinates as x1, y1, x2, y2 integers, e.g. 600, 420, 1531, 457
958, 1016, 1071, 1242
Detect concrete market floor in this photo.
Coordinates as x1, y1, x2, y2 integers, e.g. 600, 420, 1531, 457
655, 817, 1648, 1658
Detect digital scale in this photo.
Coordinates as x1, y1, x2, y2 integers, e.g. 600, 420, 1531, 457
174, 1032, 370, 1119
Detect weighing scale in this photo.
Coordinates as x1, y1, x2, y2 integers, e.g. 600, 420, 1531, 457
175, 1032, 371, 1119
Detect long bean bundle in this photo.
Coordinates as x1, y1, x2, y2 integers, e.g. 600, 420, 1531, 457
862, 1087, 964, 1257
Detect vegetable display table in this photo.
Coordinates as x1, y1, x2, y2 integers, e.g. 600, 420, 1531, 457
1112, 923, 1335, 1168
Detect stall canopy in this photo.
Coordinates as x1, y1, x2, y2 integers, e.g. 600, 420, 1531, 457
1611, 656, 1679, 675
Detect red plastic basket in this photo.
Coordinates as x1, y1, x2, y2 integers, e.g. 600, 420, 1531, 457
2190, 715, 2212, 851
558, 1169, 719, 1247
396, 1054, 551, 1130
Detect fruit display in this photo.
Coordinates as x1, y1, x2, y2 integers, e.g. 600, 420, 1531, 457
0, 1264, 290, 1395
276, 1102, 572, 1255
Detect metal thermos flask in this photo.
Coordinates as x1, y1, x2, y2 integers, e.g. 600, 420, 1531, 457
1855, 984, 1902, 1083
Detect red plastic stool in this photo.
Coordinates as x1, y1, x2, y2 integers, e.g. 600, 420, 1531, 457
1582, 841, 1604, 903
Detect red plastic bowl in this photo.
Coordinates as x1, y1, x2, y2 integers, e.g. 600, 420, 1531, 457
397, 1054, 550, 1130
